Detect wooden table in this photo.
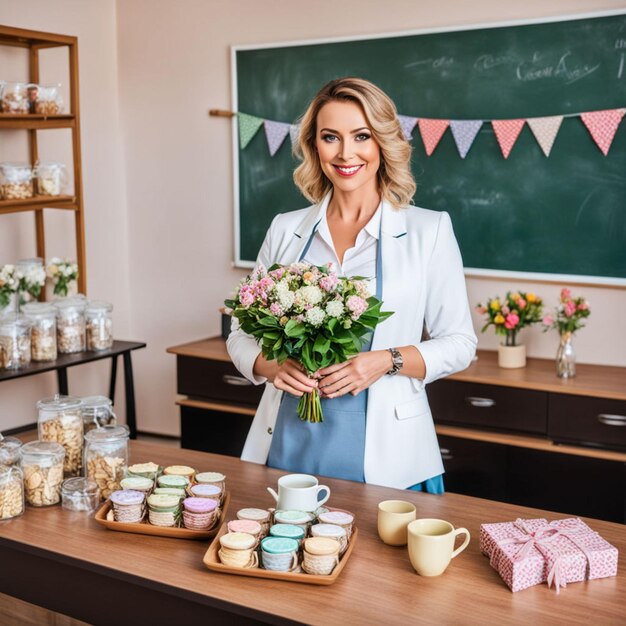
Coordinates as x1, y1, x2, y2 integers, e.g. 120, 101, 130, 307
1, 441, 624, 625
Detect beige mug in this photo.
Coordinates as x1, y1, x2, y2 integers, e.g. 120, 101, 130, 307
377, 500, 416, 546
407, 518, 470, 577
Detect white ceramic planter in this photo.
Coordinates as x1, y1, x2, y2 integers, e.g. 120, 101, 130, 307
498, 344, 526, 369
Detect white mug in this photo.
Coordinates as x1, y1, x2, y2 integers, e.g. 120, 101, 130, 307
267, 473, 330, 512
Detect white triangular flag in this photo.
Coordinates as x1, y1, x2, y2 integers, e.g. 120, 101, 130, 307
397, 115, 418, 141
289, 123, 301, 147
527, 116, 563, 157
264, 120, 290, 156
449, 120, 482, 158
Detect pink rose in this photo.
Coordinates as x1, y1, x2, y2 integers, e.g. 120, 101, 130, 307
564, 301, 577, 317
239, 286, 255, 307
269, 268, 285, 281
516, 298, 526, 309
560, 287, 572, 300
346, 295, 368, 319
543, 315, 554, 326
504, 313, 519, 329
319, 274, 338, 292
577, 301, 589, 311
269, 302, 283, 316
501, 305, 510, 315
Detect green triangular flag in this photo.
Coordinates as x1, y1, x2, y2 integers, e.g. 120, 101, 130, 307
238, 112, 264, 149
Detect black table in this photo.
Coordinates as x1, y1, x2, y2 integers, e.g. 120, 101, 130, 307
0, 340, 146, 438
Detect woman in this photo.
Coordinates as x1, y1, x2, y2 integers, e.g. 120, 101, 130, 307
227, 77, 476, 492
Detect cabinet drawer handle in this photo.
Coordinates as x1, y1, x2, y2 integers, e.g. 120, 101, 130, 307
222, 374, 253, 387
597, 414, 626, 427
465, 396, 496, 408
440, 448, 453, 461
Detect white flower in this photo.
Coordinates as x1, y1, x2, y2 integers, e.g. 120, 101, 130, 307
325, 300, 344, 318
278, 289, 295, 310
299, 285, 323, 306
305, 306, 325, 327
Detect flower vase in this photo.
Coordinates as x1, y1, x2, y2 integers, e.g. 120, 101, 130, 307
556, 332, 576, 378
498, 344, 526, 369
45, 279, 77, 302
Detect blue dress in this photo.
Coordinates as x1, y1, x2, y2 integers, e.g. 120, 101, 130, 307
267, 217, 444, 493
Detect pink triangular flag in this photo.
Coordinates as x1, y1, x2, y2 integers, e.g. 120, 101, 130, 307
264, 120, 290, 156
580, 109, 625, 156
527, 116, 563, 157
418, 119, 449, 156
397, 115, 418, 141
492, 119, 525, 159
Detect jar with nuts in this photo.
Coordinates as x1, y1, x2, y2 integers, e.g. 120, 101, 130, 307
85, 300, 113, 351
54, 297, 86, 354
0, 163, 34, 200
21, 440, 65, 507
21, 302, 57, 361
0, 315, 32, 370
0, 82, 31, 114
33, 84, 64, 115
37, 394, 84, 476
0, 465, 24, 520
84, 425, 129, 500
34, 161, 67, 197
81, 395, 117, 435
0, 435, 22, 469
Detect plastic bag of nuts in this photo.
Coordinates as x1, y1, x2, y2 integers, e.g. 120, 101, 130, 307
0, 466, 25, 519
0, 82, 31, 114
0, 163, 34, 200
85, 300, 113, 351
37, 394, 84, 476
21, 441, 65, 507
84, 425, 129, 500
34, 84, 64, 115
21, 302, 57, 361
34, 162, 67, 196
54, 297, 86, 354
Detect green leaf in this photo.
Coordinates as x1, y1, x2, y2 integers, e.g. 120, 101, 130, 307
313, 334, 330, 354
285, 319, 306, 337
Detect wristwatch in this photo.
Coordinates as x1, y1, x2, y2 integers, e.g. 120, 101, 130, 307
386, 348, 404, 376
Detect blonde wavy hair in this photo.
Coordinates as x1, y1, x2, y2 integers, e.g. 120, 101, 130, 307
293, 77, 416, 210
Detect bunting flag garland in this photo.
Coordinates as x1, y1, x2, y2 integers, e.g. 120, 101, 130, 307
289, 123, 301, 147
238, 113, 264, 149
580, 109, 625, 156
527, 116, 563, 157
450, 120, 483, 159
418, 119, 450, 156
492, 119, 526, 159
397, 115, 419, 141
264, 120, 290, 156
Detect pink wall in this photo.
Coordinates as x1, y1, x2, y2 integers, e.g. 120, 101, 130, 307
0, 0, 624, 436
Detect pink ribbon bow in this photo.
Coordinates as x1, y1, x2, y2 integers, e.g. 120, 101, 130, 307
497, 519, 594, 593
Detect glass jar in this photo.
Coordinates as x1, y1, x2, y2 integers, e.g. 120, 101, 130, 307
0, 435, 22, 469
54, 297, 86, 353
85, 300, 113, 351
0, 163, 34, 200
0, 82, 30, 114
21, 302, 57, 361
61, 477, 100, 513
81, 395, 117, 434
33, 84, 64, 115
0, 316, 32, 370
34, 162, 67, 196
0, 465, 24, 520
37, 394, 83, 476
21, 440, 65, 506
84, 425, 129, 500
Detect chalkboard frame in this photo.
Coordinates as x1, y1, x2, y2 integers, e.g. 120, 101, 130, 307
230, 9, 626, 287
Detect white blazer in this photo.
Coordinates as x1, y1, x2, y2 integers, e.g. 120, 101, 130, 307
227, 192, 477, 489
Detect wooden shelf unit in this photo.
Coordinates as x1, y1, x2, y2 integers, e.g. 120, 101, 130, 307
0, 25, 86, 294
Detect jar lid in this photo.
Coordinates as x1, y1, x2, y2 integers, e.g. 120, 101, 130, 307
15, 257, 43, 268
310, 523, 346, 538
21, 302, 56, 317
163, 465, 195, 477
228, 519, 262, 535
147, 494, 180, 509
21, 440, 65, 458
61, 477, 99, 497
37, 394, 82, 412
80, 395, 113, 410
274, 510, 314, 524
0, 436, 22, 465
110, 489, 145, 506
84, 424, 130, 442
54, 298, 87, 312
261, 536, 299, 554
236, 507, 271, 522
318, 511, 354, 525
85, 300, 113, 314
153, 487, 186, 497
157, 474, 189, 488
183, 497, 218, 514
220, 532, 256, 550
120, 476, 153, 491
127, 461, 159, 475
304, 537, 340, 556
195, 471, 226, 483
269, 523, 305, 539
190, 484, 221, 497
0, 316, 32, 332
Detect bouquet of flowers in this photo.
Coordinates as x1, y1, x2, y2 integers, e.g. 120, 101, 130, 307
0, 264, 19, 309
46, 257, 78, 297
542, 288, 590, 336
17, 262, 46, 301
476, 291, 543, 346
225, 262, 393, 423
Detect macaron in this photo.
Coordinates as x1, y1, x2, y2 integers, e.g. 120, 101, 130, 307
269, 523, 305, 540
110, 490, 144, 506
227, 519, 262, 535
304, 537, 340, 556
189, 484, 221, 498
195, 471, 225, 484
220, 532, 256, 550
183, 497, 218, 514
157, 474, 189, 488
261, 537, 299, 554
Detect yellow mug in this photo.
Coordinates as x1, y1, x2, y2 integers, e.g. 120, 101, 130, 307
407, 518, 470, 576
377, 500, 416, 546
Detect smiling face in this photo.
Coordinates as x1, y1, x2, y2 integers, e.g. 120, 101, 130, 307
315, 100, 381, 196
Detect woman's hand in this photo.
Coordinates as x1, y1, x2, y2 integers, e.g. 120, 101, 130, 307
315, 350, 392, 398
272, 358, 318, 397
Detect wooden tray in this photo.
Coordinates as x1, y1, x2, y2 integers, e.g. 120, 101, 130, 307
202, 522, 357, 585
94, 491, 230, 540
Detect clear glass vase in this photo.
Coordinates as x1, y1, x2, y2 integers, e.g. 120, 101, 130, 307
556, 332, 576, 378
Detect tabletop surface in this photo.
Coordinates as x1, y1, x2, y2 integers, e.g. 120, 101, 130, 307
1, 441, 624, 625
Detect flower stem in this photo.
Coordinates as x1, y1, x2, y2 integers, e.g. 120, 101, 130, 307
297, 388, 324, 423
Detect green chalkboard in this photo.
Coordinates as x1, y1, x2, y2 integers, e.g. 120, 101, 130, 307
234, 13, 626, 282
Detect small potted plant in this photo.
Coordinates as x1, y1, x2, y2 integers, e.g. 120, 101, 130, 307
476, 291, 543, 368
46, 257, 79, 299
542, 288, 590, 378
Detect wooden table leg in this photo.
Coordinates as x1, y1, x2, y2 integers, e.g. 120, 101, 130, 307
109, 354, 118, 404
56, 367, 68, 395
122, 351, 137, 439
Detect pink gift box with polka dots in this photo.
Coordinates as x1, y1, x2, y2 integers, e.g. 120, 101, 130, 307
480, 517, 618, 593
